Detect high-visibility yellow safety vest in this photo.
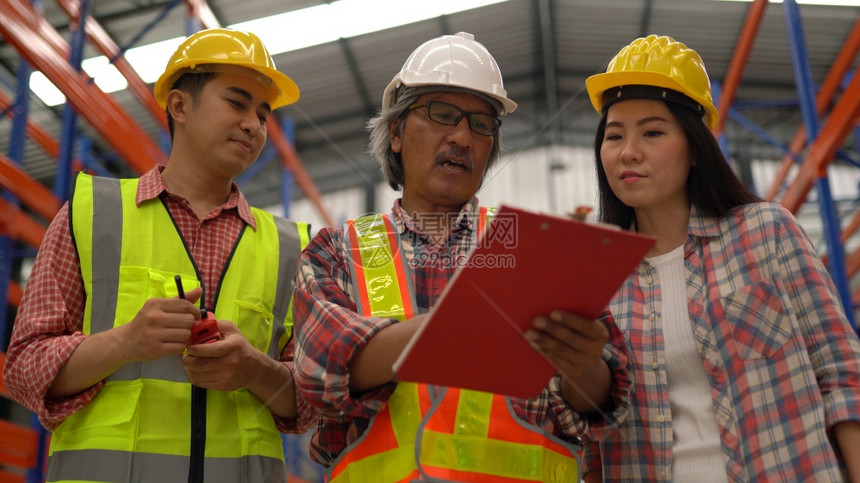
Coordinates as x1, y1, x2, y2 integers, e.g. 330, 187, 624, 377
50, 173, 309, 483
328, 208, 580, 482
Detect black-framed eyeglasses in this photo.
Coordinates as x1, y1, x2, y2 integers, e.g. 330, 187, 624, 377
408, 100, 501, 136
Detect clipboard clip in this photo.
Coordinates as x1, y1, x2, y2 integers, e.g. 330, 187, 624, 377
568, 205, 593, 222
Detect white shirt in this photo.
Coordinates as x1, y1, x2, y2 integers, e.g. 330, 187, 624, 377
647, 244, 729, 483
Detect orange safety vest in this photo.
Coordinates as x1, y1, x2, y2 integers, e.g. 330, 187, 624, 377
328, 208, 580, 482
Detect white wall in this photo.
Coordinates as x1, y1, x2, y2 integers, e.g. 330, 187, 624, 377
273, 146, 860, 250
272, 147, 860, 323
272, 145, 601, 234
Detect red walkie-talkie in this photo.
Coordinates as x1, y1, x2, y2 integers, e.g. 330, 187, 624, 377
175, 275, 222, 346
190, 308, 222, 345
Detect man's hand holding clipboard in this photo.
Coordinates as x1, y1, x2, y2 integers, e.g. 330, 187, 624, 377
392, 204, 654, 399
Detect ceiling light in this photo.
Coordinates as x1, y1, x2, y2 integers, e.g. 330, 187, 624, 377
29, 0, 510, 107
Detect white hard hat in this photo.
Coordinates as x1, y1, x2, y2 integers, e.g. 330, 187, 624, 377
382, 32, 517, 115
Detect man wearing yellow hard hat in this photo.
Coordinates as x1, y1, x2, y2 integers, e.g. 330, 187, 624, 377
4, 28, 314, 482
291, 32, 632, 482
583, 34, 860, 482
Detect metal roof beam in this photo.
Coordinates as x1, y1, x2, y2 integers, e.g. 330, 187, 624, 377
0, 90, 84, 172
538, 0, 559, 141
765, 16, 860, 201
56, 0, 169, 129
183, 0, 220, 30
0, 198, 46, 248
6, 280, 20, 308
268, 119, 336, 227
714, 0, 768, 136
780, 72, 860, 211
0, 0, 164, 174
337, 37, 374, 115
638, 0, 653, 38
0, 152, 60, 221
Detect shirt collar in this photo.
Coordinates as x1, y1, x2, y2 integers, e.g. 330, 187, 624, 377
136, 165, 257, 230
390, 197, 481, 237
687, 204, 723, 239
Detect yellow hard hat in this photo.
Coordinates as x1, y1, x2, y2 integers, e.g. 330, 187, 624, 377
153, 28, 299, 110
585, 35, 717, 129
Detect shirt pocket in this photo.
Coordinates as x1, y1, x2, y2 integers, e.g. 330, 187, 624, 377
233, 300, 274, 354
54, 381, 144, 451
722, 281, 794, 360
113, 267, 198, 329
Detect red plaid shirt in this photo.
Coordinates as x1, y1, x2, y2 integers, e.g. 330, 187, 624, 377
4, 166, 315, 433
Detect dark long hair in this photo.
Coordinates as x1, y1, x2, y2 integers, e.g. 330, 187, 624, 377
594, 100, 762, 228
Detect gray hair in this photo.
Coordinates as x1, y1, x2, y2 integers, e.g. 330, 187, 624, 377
366, 86, 503, 191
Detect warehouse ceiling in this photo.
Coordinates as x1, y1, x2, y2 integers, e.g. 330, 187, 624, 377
0, 0, 858, 224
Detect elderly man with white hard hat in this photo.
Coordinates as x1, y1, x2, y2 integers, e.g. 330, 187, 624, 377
292, 32, 631, 482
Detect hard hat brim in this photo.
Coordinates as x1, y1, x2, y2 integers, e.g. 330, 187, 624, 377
382, 77, 518, 116
585, 70, 717, 129
154, 61, 300, 111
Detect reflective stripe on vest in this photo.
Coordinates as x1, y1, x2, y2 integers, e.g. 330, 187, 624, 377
344, 213, 417, 319
54, 173, 308, 483
329, 208, 580, 483
47, 450, 285, 483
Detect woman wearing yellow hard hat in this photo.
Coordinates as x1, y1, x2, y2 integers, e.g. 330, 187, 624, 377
583, 35, 860, 482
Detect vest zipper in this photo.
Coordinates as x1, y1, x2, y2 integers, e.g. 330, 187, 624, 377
165, 202, 248, 482
188, 385, 206, 483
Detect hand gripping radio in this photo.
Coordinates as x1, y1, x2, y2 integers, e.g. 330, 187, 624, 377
189, 308, 222, 345
175, 275, 223, 346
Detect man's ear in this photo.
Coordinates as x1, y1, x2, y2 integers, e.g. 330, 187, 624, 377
388, 118, 403, 154
166, 89, 190, 124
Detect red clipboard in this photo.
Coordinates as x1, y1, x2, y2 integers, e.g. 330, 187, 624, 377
392, 204, 655, 399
